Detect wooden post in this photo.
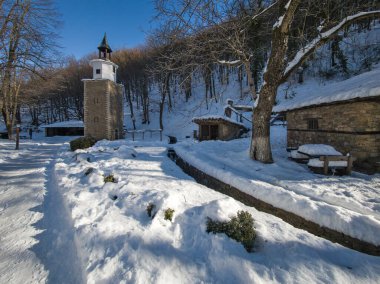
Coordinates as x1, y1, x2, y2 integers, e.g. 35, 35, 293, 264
132, 131, 135, 141
160, 130, 162, 141
15, 124, 20, 150
347, 155, 353, 175
322, 156, 329, 175
193, 130, 197, 140
142, 131, 145, 140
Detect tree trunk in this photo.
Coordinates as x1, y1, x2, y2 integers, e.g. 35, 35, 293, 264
249, 0, 301, 163
126, 83, 136, 130
243, 60, 257, 100
250, 84, 277, 162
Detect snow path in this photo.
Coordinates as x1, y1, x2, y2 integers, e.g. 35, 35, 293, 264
0, 138, 85, 284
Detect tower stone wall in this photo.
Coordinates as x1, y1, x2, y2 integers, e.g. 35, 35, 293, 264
83, 79, 123, 141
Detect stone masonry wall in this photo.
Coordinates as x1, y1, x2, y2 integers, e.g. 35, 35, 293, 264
108, 83, 124, 140
287, 99, 380, 161
220, 123, 242, 140
84, 80, 109, 140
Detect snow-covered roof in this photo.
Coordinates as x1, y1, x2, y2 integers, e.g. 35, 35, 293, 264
192, 115, 246, 128
274, 67, 380, 112
42, 120, 84, 128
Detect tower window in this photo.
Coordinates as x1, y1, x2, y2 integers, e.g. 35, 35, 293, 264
307, 118, 319, 130
94, 116, 99, 123
96, 69, 101, 74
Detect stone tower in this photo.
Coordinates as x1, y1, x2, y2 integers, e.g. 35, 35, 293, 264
83, 34, 124, 140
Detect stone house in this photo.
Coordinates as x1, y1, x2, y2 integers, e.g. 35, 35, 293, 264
82, 34, 124, 141
274, 68, 380, 171
193, 115, 248, 141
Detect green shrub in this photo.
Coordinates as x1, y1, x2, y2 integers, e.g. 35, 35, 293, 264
104, 174, 116, 183
206, 210, 256, 252
164, 208, 175, 222
70, 136, 97, 151
146, 203, 156, 218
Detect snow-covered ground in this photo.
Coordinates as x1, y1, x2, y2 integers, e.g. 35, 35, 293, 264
1, 130, 380, 283
0, 136, 84, 284
174, 126, 380, 246
52, 137, 380, 283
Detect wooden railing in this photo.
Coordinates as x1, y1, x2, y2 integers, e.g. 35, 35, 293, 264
124, 129, 163, 141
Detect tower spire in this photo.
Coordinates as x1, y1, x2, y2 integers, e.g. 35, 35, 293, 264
98, 33, 112, 60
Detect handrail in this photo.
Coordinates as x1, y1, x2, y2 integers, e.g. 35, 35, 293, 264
225, 106, 252, 124
124, 129, 163, 141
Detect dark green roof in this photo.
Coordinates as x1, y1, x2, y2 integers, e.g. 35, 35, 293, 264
98, 33, 112, 52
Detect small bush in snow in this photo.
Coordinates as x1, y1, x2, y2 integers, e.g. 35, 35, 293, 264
146, 203, 156, 218
206, 211, 256, 252
70, 136, 97, 151
164, 208, 175, 222
104, 174, 116, 183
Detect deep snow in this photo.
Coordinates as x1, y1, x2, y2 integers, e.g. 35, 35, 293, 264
1, 128, 380, 283
174, 127, 380, 246
52, 138, 380, 283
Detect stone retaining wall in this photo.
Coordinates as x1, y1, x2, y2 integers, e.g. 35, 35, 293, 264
169, 150, 380, 256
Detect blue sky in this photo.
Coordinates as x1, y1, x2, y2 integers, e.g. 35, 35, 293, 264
56, 0, 156, 59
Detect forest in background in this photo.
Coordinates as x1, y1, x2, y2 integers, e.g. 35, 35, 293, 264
2, 0, 380, 161
19, 17, 379, 129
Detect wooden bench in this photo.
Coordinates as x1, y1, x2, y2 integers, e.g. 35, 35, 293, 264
319, 155, 353, 175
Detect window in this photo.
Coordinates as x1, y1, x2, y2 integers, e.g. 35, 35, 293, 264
96, 69, 101, 74
307, 118, 319, 130
113, 66, 116, 73
94, 116, 99, 123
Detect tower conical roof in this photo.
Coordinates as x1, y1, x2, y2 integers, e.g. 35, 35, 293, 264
98, 33, 112, 53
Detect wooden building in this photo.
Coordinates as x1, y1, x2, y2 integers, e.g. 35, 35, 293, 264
193, 115, 248, 141
43, 121, 84, 137
274, 69, 380, 172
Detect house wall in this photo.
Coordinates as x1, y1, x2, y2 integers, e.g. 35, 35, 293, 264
84, 80, 123, 140
220, 123, 242, 140
197, 121, 243, 141
287, 99, 380, 162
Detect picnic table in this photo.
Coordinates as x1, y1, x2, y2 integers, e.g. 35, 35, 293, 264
290, 144, 353, 175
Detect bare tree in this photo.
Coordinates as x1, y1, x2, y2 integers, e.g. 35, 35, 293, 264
0, 0, 60, 138
250, 1, 380, 162
155, 0, 380, 163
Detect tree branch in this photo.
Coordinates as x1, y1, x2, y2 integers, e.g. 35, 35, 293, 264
283, 10, 380, 81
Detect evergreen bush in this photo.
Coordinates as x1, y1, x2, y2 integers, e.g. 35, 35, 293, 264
164, 208, 175, 221
104, 174, 116, 183
70, 136, 97, 151
206, 210, 256, 252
